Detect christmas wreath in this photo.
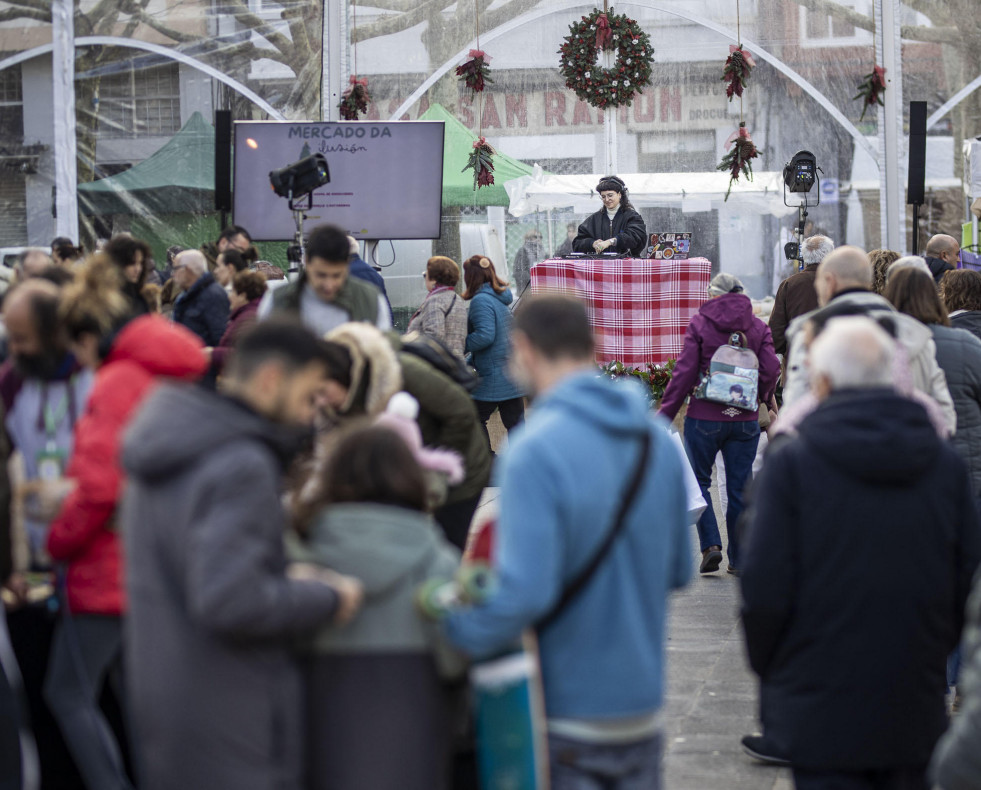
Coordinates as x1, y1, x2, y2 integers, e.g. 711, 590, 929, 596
558, 7, 654, 110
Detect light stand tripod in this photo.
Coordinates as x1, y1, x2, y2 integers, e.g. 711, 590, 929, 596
784, 178, 820, 273
286, 191, 313, 277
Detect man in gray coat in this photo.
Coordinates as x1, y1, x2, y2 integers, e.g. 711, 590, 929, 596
121, 320, 363, 790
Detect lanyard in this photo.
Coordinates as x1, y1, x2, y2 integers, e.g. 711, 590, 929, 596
40, 376, 75, 441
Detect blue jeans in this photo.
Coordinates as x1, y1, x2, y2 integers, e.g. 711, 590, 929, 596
683, 417, 761, 568
548, 733, 662, 790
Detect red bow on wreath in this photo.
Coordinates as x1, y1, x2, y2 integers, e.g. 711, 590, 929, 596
338, 76, 370, 121
855, 65, 886, 121
456, 49, 493, 98
717, 122, 758, 200
595, 13, 613, 50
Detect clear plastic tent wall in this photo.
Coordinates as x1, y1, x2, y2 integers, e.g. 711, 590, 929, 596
0, 0, 977, 307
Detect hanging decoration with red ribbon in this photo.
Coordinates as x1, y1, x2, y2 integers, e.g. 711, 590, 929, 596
464, 137, 496, 189
339, 76, 371, 121
854, 0, 886, 122
456, 49, 493, 99
558, 5, 655, 111
717, 0, 758, 199
462, 0, 495, 190
339, 0, 371, 120
722, 44, 755, 100
717, 123, 759, 200
855, 65, 886, 121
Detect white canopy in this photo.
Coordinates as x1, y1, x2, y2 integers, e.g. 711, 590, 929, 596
504, 167, 799, 218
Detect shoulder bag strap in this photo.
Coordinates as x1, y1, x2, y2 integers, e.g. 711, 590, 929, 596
536, 430, 653, 633
442, 292, 458, 318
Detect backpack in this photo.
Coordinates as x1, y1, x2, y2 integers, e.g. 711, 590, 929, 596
694, 332, 759, 410
401, 331, 481, 393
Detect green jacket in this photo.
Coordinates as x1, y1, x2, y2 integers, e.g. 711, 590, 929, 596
270, 271, 379, 324
288, 503, 465, 678
397, 348, 492, 502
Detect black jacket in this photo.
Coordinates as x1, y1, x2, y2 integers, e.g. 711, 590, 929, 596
572, 206, 647, 258
741, 389, 981, 772
926, 255, 955, 285
172, 272, 230, 347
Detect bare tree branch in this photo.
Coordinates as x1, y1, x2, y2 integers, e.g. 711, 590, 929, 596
220, 0, 294, 54
0, 6, 46, 23
118, 1, 197, 43
787, 0, 956, 45
352, 0, 454, 43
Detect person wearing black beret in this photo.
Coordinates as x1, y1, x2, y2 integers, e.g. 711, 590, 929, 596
572, 176, 648, 258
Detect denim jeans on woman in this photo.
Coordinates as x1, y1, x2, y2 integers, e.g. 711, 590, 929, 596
683, 417, 761, 569
548, 733, 662, 790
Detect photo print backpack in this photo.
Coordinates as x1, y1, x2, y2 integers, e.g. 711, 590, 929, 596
694, 333, 759, 410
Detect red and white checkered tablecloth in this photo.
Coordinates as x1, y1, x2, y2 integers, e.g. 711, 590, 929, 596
528, 257, 711, 366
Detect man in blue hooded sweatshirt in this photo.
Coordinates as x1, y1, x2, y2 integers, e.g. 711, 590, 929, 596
444, 293, 692, 788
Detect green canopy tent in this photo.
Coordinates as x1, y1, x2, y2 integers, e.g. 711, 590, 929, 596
78, 111, 215, 216
419, 103, 536, 207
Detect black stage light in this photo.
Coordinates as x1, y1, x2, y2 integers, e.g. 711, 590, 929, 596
269, 153, 330, 199
783, 150, 817, 194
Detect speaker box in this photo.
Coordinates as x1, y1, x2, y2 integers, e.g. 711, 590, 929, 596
908, 101, 927, 205
215, 110, 232, 212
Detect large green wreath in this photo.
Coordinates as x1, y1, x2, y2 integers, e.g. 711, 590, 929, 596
558, 7, 655, 110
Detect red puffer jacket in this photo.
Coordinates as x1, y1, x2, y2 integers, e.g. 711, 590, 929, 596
46, 315, 207, 615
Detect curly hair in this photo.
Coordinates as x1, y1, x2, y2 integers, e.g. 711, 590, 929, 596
868, 249, 901, 295
59, 254, 132, 342
231, 270, 268, 303
940, 268, 981, 313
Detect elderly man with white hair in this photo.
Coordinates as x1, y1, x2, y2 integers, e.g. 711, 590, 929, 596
769, 235, 835, 354
781, 246, 955, 432
172, 249, 230, 347
741, 315, 981, 790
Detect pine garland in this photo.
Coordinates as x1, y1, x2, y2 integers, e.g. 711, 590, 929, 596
717, 122, 758, 201
464, 137, 496, 190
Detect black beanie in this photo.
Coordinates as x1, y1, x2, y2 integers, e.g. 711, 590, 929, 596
596, 176, 626, 194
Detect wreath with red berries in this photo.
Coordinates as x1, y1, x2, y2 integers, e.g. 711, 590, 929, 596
558, 7, 655, 110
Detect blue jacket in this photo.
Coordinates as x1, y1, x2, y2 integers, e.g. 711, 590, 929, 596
173, 272, 230, 347
465, 285, 523, 402
445, 371, 692, 720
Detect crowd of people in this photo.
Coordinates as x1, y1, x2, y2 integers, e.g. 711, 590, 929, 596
2, 220, 981, 790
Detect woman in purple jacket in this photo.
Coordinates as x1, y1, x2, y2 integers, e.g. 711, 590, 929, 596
658, 273, 779, 575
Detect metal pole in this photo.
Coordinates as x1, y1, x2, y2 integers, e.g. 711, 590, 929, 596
877, 0, 904, 251
602, 47, 618, 173
51, 0, 78, 242
322, 0, 345, 122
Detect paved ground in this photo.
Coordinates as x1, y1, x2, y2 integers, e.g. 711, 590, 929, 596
479, 423, 793, 788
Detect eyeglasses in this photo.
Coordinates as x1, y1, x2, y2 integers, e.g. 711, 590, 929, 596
421, 271, 429, 280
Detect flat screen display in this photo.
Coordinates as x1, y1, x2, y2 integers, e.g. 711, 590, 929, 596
233, 120, 444, 241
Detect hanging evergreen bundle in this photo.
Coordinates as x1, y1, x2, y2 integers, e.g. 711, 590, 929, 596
722, 44, 755, 101
464, 137, 496, 190
717, 122, 758, 200
339, 76, 371, 121
854, 66, 886, 121
456, 49, 493, 98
